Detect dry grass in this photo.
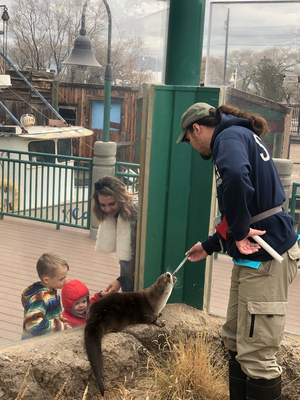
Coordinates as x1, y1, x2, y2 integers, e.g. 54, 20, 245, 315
15, 332, 229, 400
53, 381, 68, 400
105, 331, 229, 400
15, 365, 31, 400
149, 332, 229, 400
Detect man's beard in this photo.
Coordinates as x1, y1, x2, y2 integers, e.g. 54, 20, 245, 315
200, 152, 212, 161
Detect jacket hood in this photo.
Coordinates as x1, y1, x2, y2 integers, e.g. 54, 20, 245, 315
61, 279, 90, 316
21, 282, 50, 308
211, 114, 253, 150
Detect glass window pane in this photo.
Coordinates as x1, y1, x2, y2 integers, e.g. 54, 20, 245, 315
205, 1, 300, 94
58, 107, 77, 125
57, 139, 71, 163
28, 141, 55, 163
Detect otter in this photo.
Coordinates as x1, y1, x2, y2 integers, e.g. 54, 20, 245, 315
84, 272, 176, 396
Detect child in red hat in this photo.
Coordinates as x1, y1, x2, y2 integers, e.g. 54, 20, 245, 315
62, 279, 105, 327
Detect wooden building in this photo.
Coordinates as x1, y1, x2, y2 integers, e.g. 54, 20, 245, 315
57, 82, 139, 162
0, 70, 55, 126
0, 70, 140, 163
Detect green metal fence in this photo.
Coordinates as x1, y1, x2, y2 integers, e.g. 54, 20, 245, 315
289, 182, 300, 268
290, 182, 300, 235
115, 161, 140, 195
0, 148, 93, 229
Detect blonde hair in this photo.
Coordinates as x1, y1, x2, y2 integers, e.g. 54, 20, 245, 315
36, 252, 69, 279
92, 175, 135, 223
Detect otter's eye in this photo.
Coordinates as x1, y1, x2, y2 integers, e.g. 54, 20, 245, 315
166, 273, 171, 278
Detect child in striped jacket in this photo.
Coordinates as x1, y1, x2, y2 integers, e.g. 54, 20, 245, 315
21, 252, 72, 339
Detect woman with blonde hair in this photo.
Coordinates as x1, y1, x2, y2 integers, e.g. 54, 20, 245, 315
92, 175, 137, 293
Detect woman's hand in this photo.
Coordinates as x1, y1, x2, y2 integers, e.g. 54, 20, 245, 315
236, 228, 266, 255
185, 242, 208, 262
101, 280, 121, 296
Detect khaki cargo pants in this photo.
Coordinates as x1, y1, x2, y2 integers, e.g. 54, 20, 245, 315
221, 241, 300, 379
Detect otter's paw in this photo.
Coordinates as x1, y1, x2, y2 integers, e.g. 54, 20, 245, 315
154, 320, 165, 328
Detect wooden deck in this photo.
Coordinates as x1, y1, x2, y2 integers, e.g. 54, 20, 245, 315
211, 254, 300, 335
0, 216, 119, 346
1, 216, 300, 348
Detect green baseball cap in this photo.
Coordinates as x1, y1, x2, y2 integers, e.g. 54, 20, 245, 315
176, 102, 214, 144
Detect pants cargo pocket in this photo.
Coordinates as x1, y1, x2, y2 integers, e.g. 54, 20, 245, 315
287, 242, 300, 261
287, 242, 300, 283
246, 301, 287, 347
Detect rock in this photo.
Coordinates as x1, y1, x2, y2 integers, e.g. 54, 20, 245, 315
0, 304, 299, 399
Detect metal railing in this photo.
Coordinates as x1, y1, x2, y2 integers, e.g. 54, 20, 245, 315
115, 161, 140, 195
291, 105, 300, 135
289, 182, 300, 268
0, 148, 93, 229
290, 182, 300, 235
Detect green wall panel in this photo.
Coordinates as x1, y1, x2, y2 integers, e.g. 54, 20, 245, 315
182, 89, 220, 308
143, 85, 220, 309
239, 104, 283, 121
163, 89, 196, 303
144, 89, 175, 285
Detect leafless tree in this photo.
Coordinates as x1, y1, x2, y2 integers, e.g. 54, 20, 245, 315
226, 47, 300, 101
226, 49, 261, 91
8, 0, 106, 77
7, 0, 155, 91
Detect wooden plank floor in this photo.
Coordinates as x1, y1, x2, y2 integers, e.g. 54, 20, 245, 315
210, 254, 300, 335
0, 216, 119, 346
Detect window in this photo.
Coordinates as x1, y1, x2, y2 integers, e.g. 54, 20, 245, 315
57, 139, 71, 163
28, 140, 55, 163
59, 107, 77, 126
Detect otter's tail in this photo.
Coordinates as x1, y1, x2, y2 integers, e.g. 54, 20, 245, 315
84, 323, 105, 396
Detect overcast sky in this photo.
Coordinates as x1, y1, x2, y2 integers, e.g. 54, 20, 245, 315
107, 0, 300, 62
4, 0, 300, 66
108, 0, 168, 60
207, 1, 300, 58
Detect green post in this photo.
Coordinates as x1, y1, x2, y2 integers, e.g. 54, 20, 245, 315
51, 80, 60, 119
103, 77, 111, 142
102, 0, 112, 143
165, 0, 206, 86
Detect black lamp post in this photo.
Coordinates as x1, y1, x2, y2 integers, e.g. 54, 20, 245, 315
62, 0, 112, 142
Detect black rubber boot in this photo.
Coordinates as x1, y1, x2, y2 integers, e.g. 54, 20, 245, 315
229, 350, 247, 400
246, 375, 281, 400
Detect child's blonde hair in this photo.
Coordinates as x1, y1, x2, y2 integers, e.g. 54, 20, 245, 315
36, 252, 69, 279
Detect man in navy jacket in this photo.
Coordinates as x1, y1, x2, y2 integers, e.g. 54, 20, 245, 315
177, 102, 300, 400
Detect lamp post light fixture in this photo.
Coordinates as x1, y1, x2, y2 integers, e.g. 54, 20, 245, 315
62, 0, 112, 142
62, 1, 102, 70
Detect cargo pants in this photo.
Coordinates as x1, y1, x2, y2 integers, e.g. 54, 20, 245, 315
221, 241, 300, 379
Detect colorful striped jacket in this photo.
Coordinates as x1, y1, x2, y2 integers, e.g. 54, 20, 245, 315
21, 282, 69, 339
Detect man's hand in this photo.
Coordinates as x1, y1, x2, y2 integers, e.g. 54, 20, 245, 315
236, 228, 266, 255
185, 242, 208, 262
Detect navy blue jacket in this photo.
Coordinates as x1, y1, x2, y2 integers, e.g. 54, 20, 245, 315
201, 114, 297, 260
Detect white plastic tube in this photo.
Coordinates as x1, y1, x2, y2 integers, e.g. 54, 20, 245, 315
252, 235, 284, 263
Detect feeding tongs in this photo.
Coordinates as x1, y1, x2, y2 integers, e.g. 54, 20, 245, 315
172, 255, 189, 276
